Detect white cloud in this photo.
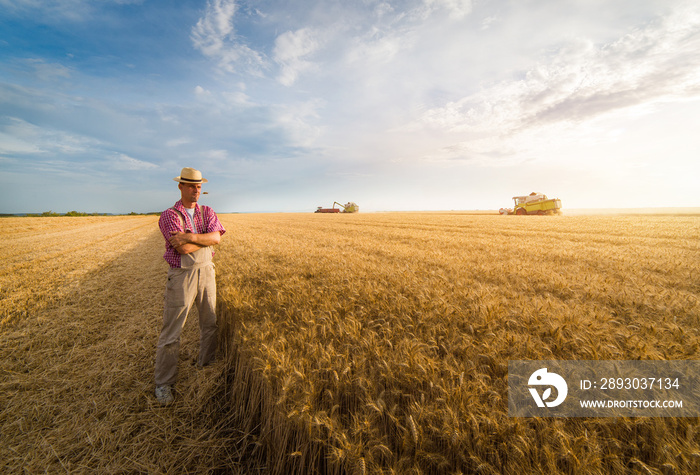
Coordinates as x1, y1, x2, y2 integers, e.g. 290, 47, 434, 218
112, 153, 158, 170
194, 85, 210, 96
221, 90, 255, 107
409, 4, 700, 164
0, 117, 101, 156
166, 138, 191, 147
191, 0, 267, 75
25, 58, 73, 81
481, 15, 497, 30
274, 28, 320, 86
0, 0, 139, 22
374, 2, 394, 18
423, 0, 473, 20
191, 0, 236, 55
0, 132, 42, 155
203, 149, 229, 160
272, 99, 324, 147
344, 32, 404, 68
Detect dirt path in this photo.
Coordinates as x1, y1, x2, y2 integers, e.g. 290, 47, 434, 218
1, 217, 238, 473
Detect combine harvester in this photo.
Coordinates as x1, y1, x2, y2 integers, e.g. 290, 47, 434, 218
315, 201, 359, 213
499, 192, 562, 215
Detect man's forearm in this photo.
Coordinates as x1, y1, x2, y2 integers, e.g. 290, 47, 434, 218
171, 231, 221, 254
187, 231, 221, 247
176, 243, 203, 254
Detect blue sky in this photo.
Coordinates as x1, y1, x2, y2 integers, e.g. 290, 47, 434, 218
1, 0, 699, 213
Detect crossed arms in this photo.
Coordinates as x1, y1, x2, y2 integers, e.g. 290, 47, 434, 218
168, 231, 221, 255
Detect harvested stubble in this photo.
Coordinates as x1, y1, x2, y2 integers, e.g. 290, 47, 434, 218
214, 212, 700, 474
1, 216, 240, 473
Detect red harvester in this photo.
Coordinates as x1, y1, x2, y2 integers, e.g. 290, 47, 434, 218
315, 201, 359, 213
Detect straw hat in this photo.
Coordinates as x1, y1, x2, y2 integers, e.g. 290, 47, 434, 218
173, 167, 208, 184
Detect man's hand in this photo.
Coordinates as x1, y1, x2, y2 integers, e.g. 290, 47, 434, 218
168, 231, 191, 249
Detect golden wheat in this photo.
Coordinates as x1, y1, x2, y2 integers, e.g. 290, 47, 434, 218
214, 212, 700, 474
2, 212, 698, 473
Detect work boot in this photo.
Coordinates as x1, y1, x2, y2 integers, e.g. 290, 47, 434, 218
155, 385, 174, 405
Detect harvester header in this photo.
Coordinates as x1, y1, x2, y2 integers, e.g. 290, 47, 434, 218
315, 201, 359, 213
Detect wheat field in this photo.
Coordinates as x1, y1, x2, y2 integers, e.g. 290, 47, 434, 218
1, 212, 699, 473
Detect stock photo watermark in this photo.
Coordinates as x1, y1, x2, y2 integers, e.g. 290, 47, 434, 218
508, 360, 700, 417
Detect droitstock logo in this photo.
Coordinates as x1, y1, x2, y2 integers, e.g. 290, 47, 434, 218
528, 368, 568, 408
510, 360, 700, 417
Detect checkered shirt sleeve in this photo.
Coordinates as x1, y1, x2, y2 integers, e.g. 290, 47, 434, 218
159, 208, 186, 268
198, 205, 226, 236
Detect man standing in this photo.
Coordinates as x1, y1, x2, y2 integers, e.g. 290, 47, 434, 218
155, 167, 226, 405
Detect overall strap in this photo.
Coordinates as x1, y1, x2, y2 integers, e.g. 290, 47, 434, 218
170, 207, 189, 232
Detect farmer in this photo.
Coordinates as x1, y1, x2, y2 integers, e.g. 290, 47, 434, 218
154, 167, 226, 405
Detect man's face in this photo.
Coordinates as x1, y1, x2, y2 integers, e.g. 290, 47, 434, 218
179, 183, 201, 203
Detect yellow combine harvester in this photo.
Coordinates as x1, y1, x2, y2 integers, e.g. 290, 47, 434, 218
499, 192, 562, 215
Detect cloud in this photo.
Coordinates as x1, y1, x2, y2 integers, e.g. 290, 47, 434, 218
194, 85, 210, 96
0, 132, 41, 155
271, 99, 324, 148
166, 138, 191, 147
409, 4, 700, 162
189, 0, 478, 86
423, 0, 473, 20
203, 149, 229, 161
0, 117, 44, 155
0, 85, 171, 177
191, 0, 236, 54
191, 0, 267, 76
0, 0, 141, 22
25, 59, 73, 82
0, 117, 102, 156
111, 153, 158, 170
480, 15, 497, 30
274, 28, 320, 86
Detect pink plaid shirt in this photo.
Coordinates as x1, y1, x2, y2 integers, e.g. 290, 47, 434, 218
159, 200, 226, 268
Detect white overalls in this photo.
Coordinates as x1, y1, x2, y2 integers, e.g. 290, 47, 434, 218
154, 209, 218, 386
